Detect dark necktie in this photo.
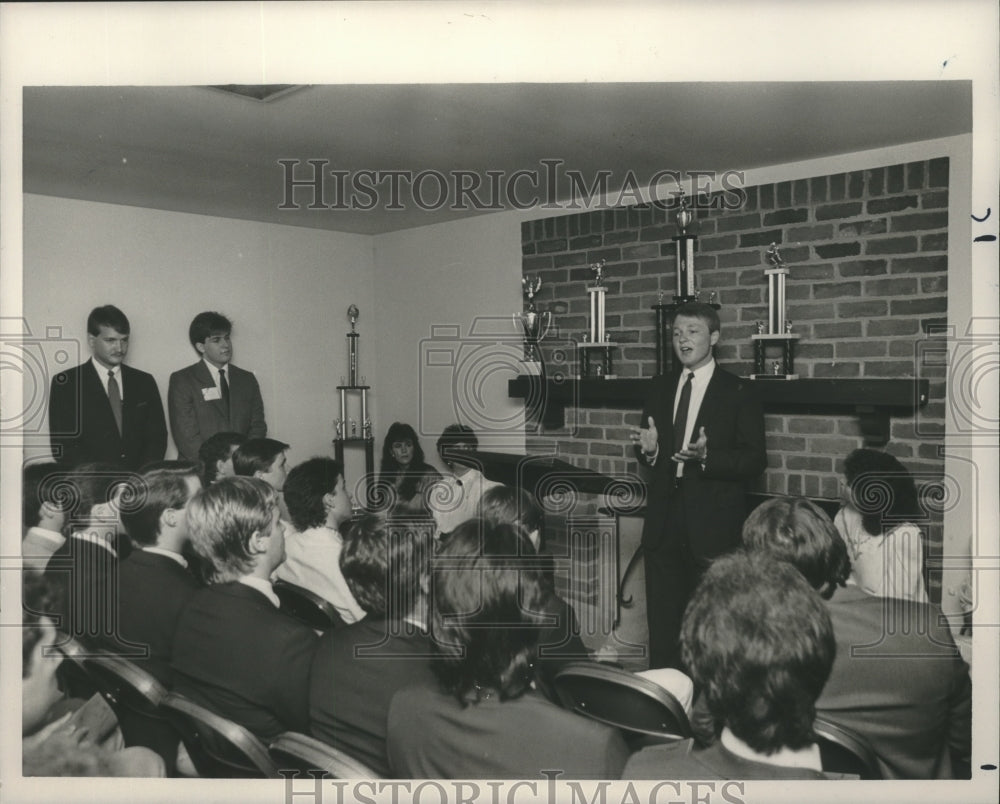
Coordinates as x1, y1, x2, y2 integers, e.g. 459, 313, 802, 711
219, 368, 230, 409
673, 371, 694, 465
107, 370, 123, 435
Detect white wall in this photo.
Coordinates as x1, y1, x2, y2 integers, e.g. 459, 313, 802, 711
22, 194, 376, 473
371, 213, 527, 472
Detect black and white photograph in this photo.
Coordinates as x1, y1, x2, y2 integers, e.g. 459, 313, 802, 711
1, 2, 997, 803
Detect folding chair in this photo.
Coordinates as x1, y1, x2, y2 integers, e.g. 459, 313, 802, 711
270, 732, 382, 779
273, 580, 345, 631
161, 692, 279, 778
82, 652, 181, 774
813, 716, 883, 780
553, 661, 692, 744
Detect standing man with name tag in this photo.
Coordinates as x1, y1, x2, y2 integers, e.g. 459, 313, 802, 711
48, 305, 167, 470
168, 311, 267, 464
629, 302, 766, 670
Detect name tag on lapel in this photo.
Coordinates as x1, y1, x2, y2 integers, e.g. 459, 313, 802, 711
201, 386, 222, 401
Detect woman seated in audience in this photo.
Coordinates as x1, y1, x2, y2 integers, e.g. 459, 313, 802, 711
377, 422, 441, 517
386, 519, 629, 779
835, 448, 928, 603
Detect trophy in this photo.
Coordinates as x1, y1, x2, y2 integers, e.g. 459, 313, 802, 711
580, 259, 618, 378
513, 276, 552, 363
750, 244, 801, 379
346, 304, 360, 386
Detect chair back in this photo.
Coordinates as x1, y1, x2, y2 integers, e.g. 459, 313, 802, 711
273, 580, 344, 631
553, 661, 692, 740
52, 631, 98, 699
269, 732, 382, 779
161, 692, 279, 778
814, 716, 882, 780
82, 652, 179, 772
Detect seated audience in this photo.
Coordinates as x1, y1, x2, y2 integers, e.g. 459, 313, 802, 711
275, 457, 365, 624
309, 514, 438, 776
741, 496, 971, 779
170, 477, 318, 742
234, 436, 291, 519
625, 552, 836, 780
117, 461, 204, 685
377, 422, 441, 517
481, 484, 692, 710
386, 519, 629, 779
22, 573, 164, 777
197, 431, 246, 485
835, 448, 928, 603
432, 423, 501, 536
42, 463, 135, 650
479, 485, 591, 684
22, 461, 67, 574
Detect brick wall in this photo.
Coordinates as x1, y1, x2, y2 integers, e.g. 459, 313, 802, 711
520, 158, 949, 599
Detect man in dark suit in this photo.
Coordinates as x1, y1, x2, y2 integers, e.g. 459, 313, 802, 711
740, 496, 972, 779
167, 311, 266, 463
117, 461, 204, 685
625, 553, 836, 780
629, 302, 766, 669
170, 476, 317, 742
42, 463, 140, 653
48, 305, 167, 470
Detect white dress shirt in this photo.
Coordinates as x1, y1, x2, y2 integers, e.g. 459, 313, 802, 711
91, 357, 123, 399
238, 575, 281, 608
274, 524, 366, 623
433, 468, 503, 536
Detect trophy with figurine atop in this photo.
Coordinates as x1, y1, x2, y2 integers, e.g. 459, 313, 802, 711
750, 244, 801, 379
513, 276, 552, 365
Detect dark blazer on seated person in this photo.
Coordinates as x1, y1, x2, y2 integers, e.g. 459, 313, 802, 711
167, 361, 266, 463
624, 739, 831, 780
309, 618, 439, 777
387, 683, 629, 779
48, 361, 167, 470
816, 584, 971, 779
170, 581, 317, 742
116, 549, 204, 686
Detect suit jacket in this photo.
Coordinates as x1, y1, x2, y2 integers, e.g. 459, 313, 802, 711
816, 585, 972, 779
167, 361, 266, 462
43, 534, 145, 654
48, 361, 167, 470
387, 685, 629, 779
624, 739, 830, 780
170, 582, 317, 741
309, 618, 439, 777
637, 365, 766, 558
117, 549, 204, 686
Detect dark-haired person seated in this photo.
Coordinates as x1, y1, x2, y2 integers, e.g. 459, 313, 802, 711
479, 485, 590, 684
197, 431, 246, 485
433, 423, 502, 537
170, 477, 318, 742
309, 514, 439, 776
387, 519, 629, 779
42, 463, 134, 650
378, 422, 442, 517
834, 448, 928, 603
234, 437, 291, 519
22, 461, 68, 574
275, 457, 365, 624
740, 496, 971, 779
116, 461, 204, 685
625, 552, 836, 780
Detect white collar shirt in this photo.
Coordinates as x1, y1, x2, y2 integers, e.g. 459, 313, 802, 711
91, 358, 123, 399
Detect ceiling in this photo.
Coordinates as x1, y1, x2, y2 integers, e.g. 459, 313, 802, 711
23, 82, 972, 235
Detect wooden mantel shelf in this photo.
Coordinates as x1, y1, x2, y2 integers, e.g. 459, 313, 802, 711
507, 376, 929, 447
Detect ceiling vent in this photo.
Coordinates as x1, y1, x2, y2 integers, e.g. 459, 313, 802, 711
206, 85, 308, 102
